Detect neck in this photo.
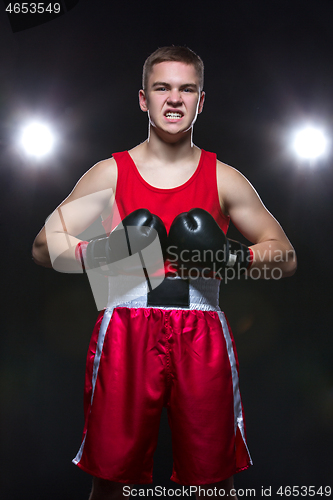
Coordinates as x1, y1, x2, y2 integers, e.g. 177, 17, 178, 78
144, 124, 196, 162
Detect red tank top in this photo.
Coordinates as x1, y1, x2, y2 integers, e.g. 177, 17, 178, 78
102, 149, 230, 235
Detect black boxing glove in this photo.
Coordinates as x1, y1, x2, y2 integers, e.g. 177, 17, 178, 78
167, 208, 252, 277
79, 209, 167, 275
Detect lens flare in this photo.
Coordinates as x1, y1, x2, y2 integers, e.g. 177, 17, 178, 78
20, 122, 54, 157
292, 127, 328, 160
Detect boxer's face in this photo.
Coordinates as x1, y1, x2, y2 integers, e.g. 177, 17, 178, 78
139, 61, 205, 140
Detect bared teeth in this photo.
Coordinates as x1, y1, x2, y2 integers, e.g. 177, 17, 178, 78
166, 112, 182, 119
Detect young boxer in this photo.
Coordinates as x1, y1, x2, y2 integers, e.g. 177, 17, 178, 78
33, 46, 296, 500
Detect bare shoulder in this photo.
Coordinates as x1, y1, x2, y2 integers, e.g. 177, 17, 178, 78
76, 157, 117, 194
216, 159, 260, 215
62, 157, 118, 205
217, 159, 254, 190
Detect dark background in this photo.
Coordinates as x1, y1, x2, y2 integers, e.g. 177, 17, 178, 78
1, 1, 333, 499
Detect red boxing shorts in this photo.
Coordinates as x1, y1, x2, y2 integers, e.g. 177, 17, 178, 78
73, 277, 252, 485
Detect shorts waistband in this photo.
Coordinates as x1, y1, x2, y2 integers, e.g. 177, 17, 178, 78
106, 276, 221, 311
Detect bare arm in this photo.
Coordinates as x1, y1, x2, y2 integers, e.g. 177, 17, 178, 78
218, 161, 297, 278
32, 158, 117, 273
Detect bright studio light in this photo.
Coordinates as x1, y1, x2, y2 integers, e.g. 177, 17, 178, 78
20, 122, 54, 157
292, 126, 328, 160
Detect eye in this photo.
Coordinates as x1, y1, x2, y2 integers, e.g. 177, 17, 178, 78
156, 87, 167, 92
182, 88, 194, 93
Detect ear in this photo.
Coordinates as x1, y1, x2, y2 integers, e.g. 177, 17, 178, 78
198, 91, 205, 114
139, 89, 148, 112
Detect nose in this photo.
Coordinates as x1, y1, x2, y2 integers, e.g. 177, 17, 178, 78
167, 89, 182, 106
